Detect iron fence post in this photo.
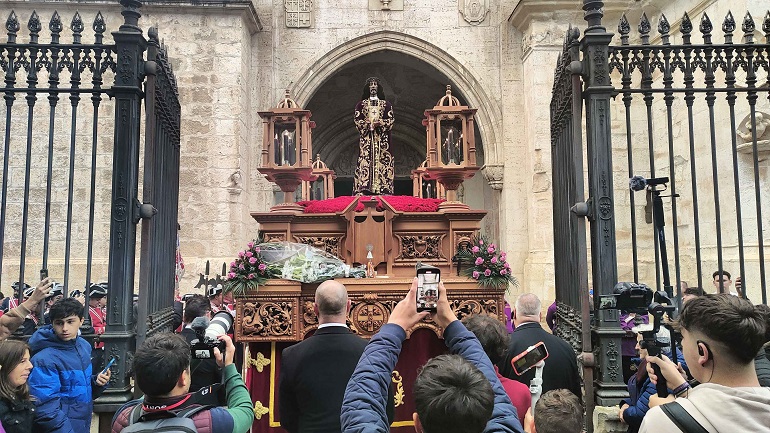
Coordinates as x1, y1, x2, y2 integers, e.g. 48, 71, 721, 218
97, 0, 146, 420
581, 0, 627, 405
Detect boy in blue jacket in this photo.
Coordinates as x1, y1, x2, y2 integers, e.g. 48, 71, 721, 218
341, 279, 523, 433
28, 297, 111, 433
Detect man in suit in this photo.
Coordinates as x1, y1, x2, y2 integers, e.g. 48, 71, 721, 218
278, 280, 393, 433
498, 293, 582, 399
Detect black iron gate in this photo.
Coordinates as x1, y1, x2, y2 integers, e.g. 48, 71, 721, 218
0, 0, 181, 421
552, 0, 770, 428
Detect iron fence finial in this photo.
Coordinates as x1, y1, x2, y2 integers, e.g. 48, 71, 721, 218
659, 14, 670, 44
700, 13, 713, 44
50, 11, 63, 44
639, 12, 651, 44
28, 11, 42, 43
93, 12, 106, 43
6, 11, 20, 43
722, 11, 736, 34
742, 11, 755, 34
71, 11, 83, 44
618, 14, 630, 45
764, 11, 770, 42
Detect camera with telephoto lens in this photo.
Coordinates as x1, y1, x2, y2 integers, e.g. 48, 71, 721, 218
190, 311, 233, 360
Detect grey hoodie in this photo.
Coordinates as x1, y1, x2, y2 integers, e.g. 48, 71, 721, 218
639, 383, 770, 433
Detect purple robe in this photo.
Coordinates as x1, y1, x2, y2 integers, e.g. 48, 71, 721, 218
353, 98, 394, 195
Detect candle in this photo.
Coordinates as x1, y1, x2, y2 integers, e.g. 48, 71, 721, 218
205, 260, 210, 276
222, 262, 227, 276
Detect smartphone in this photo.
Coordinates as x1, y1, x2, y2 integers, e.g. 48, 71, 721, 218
40, 268, 48, 281
511, 342, 549, 376
416, 265, 440, 313
102, 357, 116, 374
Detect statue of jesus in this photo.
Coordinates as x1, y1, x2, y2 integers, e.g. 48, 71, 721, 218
353, 77, 395, 195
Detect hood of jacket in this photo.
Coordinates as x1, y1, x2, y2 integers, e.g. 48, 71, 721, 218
28, 325, 76, 354
685, 383, 770, 431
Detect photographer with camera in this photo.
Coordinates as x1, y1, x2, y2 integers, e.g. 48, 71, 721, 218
638, 294, 770, 432
179, 295, 220, 392
110, 332, 253, 433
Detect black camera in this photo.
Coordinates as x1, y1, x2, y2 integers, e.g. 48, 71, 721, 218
189, 311, 233, 360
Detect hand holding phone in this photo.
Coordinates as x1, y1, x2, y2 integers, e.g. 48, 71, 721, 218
102, 357, 116, 375
416, 265, 440, 313
511, 342, 549, 376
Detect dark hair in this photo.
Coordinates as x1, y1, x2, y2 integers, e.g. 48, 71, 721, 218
360, 77, 386, 100
754, 304, 770, 343
461, 315, 508, 364
712, 270, 731, 280
534, 389, 583, 433
183, 295, 211, 324
413, 354, 493, 433
683, 287, 705, 297
679, 294, 766, 364
49, 297, 84, 321
133, 333, 190, 396
0, 340, 32, 402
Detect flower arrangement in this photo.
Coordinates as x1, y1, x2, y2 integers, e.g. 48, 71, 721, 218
224, 239, 281, 296
461, 236, 517, 291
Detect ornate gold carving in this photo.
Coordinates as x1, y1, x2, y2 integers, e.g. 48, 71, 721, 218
253, 401, 269, 419
391, 371, 405, 407
294, 235, 344, 258
246, 351, 271, 373
241, 300, 294, 339
395, 234, 446, 261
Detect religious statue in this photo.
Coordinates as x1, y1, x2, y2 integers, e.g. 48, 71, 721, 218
353, 77, 395, 195
738, 112, 769, 143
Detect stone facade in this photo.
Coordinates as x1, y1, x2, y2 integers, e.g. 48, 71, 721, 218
1, 0, 766, 308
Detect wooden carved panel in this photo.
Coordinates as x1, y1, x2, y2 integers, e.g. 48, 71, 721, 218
395, 234, 446, 262
294, 235, 344, 258
454, 231, 475, 250
237, 298, 297, 341
264, 233, 286, 243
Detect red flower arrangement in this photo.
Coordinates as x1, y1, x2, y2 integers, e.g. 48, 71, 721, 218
461, 235, 517, 291
224, 240, 281, 296
296, 196, 445, 214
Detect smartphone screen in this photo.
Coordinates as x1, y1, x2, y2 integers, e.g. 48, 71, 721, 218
416, 268, 439, 312
512, 343, 549, 376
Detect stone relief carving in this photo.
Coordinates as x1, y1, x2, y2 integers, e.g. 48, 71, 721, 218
459, 0, 489, 25
481, 164, 504, 190
736, 112, 770, 156
228, 169, 243, 195
285, 0, 312, 28
368, 0, 404, 11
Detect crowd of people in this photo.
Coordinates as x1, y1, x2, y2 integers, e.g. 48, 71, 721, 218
0, 272, 766, 433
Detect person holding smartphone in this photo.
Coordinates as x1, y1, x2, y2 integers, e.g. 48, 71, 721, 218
0, 279, 52, 341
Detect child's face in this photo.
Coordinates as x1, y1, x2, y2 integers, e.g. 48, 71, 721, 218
9, 349, 33, 388
52, 314, 84, 341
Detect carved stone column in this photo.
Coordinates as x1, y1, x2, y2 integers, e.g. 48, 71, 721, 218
481, 164, 504, 190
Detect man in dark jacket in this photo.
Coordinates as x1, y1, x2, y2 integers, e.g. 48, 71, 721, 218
340, 279, 524, 433
179, 294, 220, 392
498, 293, 582, 399
279, 280, 393, 433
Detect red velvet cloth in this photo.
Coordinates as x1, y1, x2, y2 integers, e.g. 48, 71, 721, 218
295, 196, 445, 214
496, 366, 531, 426
245, 328, 447, 433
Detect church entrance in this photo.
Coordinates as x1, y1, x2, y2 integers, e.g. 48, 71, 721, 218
304, 50, 484, 197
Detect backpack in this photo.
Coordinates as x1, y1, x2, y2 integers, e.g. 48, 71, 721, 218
121, 404, 212, 433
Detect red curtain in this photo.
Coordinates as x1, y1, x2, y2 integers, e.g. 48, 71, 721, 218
245, 328, 447, 433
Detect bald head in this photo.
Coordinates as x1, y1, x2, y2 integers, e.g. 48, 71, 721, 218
514, 293, 542, 326
315, 280, 349, 318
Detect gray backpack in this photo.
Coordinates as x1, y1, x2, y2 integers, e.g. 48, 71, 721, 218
121, 404, 211, 433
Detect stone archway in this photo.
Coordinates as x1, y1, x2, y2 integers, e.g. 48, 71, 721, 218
291, 31, 503, 165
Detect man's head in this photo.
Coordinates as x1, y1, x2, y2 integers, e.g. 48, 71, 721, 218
314, 280, 350, 324
531, 389, 583, 433
88, 283, 108, 308
133, 333, 191, 397
461, 314, 508, 364
207, 285, 224, 307
513, 293, 542, 327
712, 270, 732, 293
49, 298, 85, 342
362, 77, 385, 100
678, 294, 766, 383
412, 354, 494, 433
46, 283, 64, 307
183, 294, 211, 324
682, 286, 705, 304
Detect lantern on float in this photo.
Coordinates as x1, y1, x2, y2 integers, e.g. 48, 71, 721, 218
423, 85, 479, 209
258, 89, 316, 210
302, 155, 336, 200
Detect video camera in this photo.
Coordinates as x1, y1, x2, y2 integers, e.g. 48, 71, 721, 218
603, 282, 679, 397
189, 311, 233, 360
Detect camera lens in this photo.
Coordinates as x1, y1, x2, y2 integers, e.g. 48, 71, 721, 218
205, 311, 233, 340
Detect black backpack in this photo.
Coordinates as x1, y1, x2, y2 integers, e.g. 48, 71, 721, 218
121, 404, 212, 433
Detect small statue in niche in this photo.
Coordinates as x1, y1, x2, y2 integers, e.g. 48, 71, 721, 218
738, 112, 770, 142
228, 169, 243, 195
